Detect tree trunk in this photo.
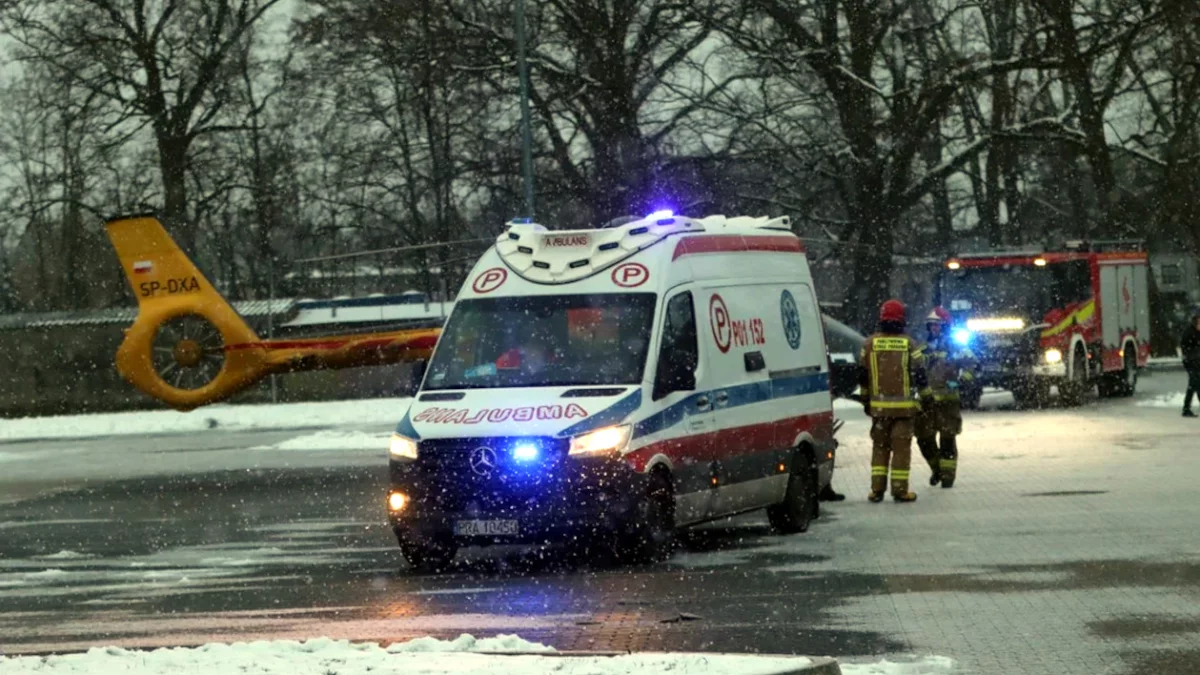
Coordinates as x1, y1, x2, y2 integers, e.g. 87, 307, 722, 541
1038, 0, 1116, 227
589, 109, 649, 220
845, 195, 897, 333
922, 136, 955, 255
157, 134, 193, 253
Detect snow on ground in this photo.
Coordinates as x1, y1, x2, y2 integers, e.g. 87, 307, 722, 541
1136, 393, 1186, 408
0, 635, 952, 675
0, 397, 413, 442
2, 394, 865, 442
251, 430, 392, 451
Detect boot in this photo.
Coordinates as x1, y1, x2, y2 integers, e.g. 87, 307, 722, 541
867, 491, 885, 503
929, 471, 941, 486
893, 491, 918, 503
819, 484, 846, 502
1184, 409, 1197, 418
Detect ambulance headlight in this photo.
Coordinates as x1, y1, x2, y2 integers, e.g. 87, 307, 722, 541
569, 425, 632, 457
1044, 348, 1063, 364
389, 433, 419, 461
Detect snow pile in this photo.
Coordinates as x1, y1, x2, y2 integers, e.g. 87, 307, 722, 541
840, 657, 956, 674
384, 634, 555, 653
0, 397, 412, 442
1136, 393, 1186, 408
0, 635, 850, 675
35, 551, 93, 561
254, 430, 392, 452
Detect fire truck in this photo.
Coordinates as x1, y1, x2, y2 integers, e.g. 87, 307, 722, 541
934, 241, 1150, 408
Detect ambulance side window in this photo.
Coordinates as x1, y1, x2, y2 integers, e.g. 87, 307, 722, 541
653, 292, 698, 400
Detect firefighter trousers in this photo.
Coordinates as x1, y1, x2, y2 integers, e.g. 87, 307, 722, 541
870, 417, 914, 497
916, 400, 961, 485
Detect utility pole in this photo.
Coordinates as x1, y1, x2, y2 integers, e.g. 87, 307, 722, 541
515, 0, 536, 219
268, 259, 278, 404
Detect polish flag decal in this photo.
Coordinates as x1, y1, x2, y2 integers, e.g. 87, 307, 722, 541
133, 260, 153, 274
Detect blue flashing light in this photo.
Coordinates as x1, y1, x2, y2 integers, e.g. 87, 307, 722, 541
512, 444, 540, 462
953, 329, 972, 346
646, 209, 674, 220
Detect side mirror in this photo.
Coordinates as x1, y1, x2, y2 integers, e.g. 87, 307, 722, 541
829, 362, 861, 399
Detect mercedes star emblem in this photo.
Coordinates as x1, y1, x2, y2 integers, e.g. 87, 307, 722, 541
470, 447, 497, 476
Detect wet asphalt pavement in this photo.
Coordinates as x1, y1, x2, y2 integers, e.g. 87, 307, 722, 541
2, 370, 1199, 674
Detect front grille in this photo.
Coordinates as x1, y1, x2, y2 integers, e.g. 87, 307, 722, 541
974, 332, 1038, 369
409, 436, 574, 514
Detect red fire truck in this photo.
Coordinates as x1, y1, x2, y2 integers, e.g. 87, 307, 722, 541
935, 241, 1150, 408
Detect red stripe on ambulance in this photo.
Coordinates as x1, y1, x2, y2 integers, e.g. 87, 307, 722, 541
624, 410, 834, 472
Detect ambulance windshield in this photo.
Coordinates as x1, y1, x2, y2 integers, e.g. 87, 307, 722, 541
423, 293, 657, 390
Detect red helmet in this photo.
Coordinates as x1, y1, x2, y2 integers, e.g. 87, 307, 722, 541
926, 306, 951, 325
880, 299, 906, 324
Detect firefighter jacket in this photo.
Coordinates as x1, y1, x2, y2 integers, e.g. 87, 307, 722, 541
920, 336, 978, 402
859, 333, 930, 417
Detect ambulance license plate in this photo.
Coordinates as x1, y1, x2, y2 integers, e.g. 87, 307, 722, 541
454, 519, 519, 536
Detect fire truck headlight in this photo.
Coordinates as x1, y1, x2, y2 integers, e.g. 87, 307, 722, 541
953, 329, 972, 346
389, 434, 419, 461
569, 425, 632, 457
1044, 348, 1063, 364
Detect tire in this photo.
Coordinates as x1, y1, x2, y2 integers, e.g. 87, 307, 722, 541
1116, 349, 1138, 397
960, 384, 982, 411
1058, 348, 1090, 406
398, 533, 458, 573
1012, 380, 1049, 409
617, 473, 676, 564
768, 451, 816, 534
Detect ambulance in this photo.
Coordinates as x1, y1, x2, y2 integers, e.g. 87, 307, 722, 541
386, 213, 838, 570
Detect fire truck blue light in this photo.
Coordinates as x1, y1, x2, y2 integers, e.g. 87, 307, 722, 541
953, 329, 972, 346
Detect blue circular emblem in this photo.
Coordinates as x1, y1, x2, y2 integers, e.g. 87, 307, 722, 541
781, 290, 802, 350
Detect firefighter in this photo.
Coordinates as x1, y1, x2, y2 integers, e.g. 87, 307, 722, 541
915, 307, 977, 488
1183, 310, 1200, 418
860, 299, 931, 503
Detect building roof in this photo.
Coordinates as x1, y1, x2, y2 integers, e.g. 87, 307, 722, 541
0, 299, 297, 332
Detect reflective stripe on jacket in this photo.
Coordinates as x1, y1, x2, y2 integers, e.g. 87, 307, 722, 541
860, 333, 930, 417
921, 337, 978, 401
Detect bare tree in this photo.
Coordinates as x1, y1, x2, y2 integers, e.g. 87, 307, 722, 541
1030, 0, 1161, 232
452, 0, 748, 222
728, 0, 1055, 328
1116, 0, 1200, 250
2, 0, 287, 252
0, 64, 134, 311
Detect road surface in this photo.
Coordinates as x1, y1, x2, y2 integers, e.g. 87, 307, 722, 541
1, 370, 1198, 675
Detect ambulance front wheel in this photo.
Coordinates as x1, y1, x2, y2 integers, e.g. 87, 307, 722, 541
398, 532, 457, 573
616, 472, 676, 564
768, 449, 816, 534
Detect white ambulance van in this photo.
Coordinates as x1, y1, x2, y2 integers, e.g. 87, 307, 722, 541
386, 213, 838, 570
